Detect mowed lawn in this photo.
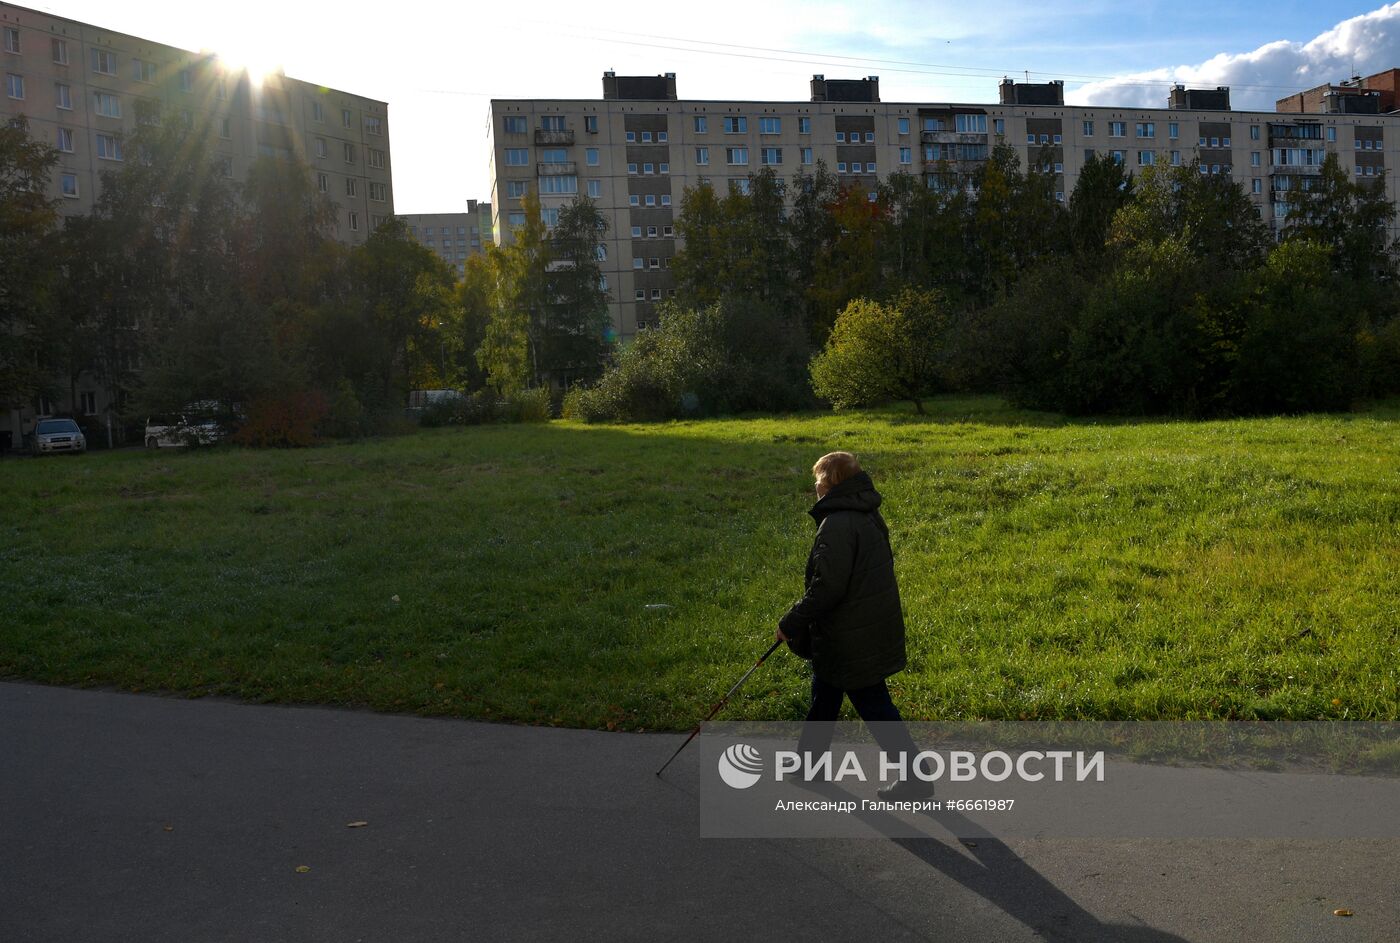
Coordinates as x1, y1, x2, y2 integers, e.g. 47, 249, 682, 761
3, 395, 1399, 730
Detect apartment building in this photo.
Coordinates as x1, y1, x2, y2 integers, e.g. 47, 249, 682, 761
1, 1, 394, 450
489, 72, 1392, 342
398, 200, 493, 278
0, 1, 393, 241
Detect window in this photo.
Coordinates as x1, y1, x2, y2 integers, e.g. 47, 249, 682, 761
1170, 150, 1181, 166
645, 194, 656, 206
216, 77, 226, 100
538, 175, 577, 194
660, 194, 671, 206
317, 172, 329, 192
349, 212, 360, 232
1168, 122, 1179, 139
646, 226, 658, 238
760, 116, 780, 134
1026, 133, 1036, 145
899, 147, 911, 165
1082, 120, 1094, 136
1250, 151, 1260, 167
694, 115, 707, 133
1110, 150, 1124, 164
799, 116, 811, 134
365, 117, 382, 136
5, 74, 22, 100
1210, 136, 1219, 147
55, 127, 73, 152
1109, 121, 1125, 137
664, 225, 674, 237
631, 225, 642, 238
865, 131, 875, 142
52, 38, 68, 64
60, 172, 78, 198
650, 289, 662, 300
1252, 178, 1262, 194
1038, 133, 1048, 145
343, 142, 356, 163
1222, 136, 1231, 147
1053, 133, 1062, 144
695, 146, 709, 165
540, 148, 568, 163
1053, 162, 1062, 173
629, 195, 639, 206
55, 82, 71, 110
1136, 122, 1154, 138
994, 118, 1005, 135
341, 108, 352, 129
91, 48, 116, 75
641, 131, 652, 143
369, 182, 387, 201
627, 162, 638, 175
315, 137, 328, 159
660, 162, 669, 174
801, 146, 813, 165
723, 116, 747, 133
837, 131, 846, 143
837, 162, 846, 173
345, 178, 357, 198
642, 162, 653, 174
634, 289, 645, 301
506, 180, 527, 198
93, 92, 120, 118
586, 147, 599, 166
503, 115, 527, 134
955, 114, 987, 133
649, 257, 660, 269
726, 147, 748, 165
898, 117, 910, 135
368, 148, 385, 169
625, 131, 635, 143
585, 115, 598, 133
1327, 127, 1337, 142
632, 257, 643, 270
3, 27, 18, 54
508, 211, 526, 227
219, 116, 231, 139
95, 133, 122, 161
761, 147, 782, 165
587, 179, 601, 198
1137, 151, 1154, 166
132, 59, 157, 83
312, 101, 324, 122
851, 162, 862, 173
1250, 125, 1260, 141
505, 148, 528, 166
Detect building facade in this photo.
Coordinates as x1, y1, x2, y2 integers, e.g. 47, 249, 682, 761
490, 72, 1394, 342
0, 2, 393, 239
397, 200, 492, 278
1, 1, 394, 450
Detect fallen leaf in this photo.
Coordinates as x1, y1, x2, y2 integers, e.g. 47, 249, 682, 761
1334, 909, 1353, 917
162, 825, 174, 832
295, 865, 311, 873
346, 821, 369, 828
391, 595, 401, 603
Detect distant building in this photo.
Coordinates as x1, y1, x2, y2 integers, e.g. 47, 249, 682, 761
490, 71, 1392, 342
1275, 69, 1400, 115
397, 200, 492, 278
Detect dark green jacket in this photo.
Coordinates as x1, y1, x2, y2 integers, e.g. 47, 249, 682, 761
778, 471, 907, 690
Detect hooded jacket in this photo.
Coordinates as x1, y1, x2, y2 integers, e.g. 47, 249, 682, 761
778, 470, 907, 691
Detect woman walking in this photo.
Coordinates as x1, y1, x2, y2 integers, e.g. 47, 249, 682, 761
777, 451, 932, 799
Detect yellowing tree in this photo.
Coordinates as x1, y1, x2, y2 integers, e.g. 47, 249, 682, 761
809, 290, 950, 414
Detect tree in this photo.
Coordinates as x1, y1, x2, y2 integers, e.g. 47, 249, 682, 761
809, 289, 951, 413
1286, 152, 1398, 284
483, 189, 550, 389
0, 116, 60, 412
542, 197, 612, 385
1068, 152, 1134, 265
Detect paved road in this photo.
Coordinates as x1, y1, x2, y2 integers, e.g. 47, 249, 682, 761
2, 681, 1394, 942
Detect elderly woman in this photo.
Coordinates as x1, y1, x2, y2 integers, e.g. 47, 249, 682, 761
777, 451, 931, 799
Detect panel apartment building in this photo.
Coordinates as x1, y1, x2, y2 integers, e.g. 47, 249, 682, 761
398, 199, 493, 278
0, 1, 394, 240
1, 1, 394, 449
490, 71, 1394, 342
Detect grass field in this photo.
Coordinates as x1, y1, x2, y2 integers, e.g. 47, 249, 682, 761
3, 395, 1399, 730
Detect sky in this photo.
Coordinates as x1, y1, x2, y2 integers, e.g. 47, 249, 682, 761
20, 0, 1400, 212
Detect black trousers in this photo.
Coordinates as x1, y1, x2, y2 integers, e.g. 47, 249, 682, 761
797, 675, 923, 775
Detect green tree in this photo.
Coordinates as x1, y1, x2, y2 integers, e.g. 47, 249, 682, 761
809, 289, 951, 413
543, 197, 613, 385
0, 116, 60, 412
1068, 152, 1135, 265
1286, 152, 1398, 284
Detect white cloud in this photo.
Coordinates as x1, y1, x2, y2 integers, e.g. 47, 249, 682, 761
1068, 2, 1400, 110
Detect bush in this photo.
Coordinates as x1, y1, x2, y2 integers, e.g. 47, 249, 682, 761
809, 290, 951, 413
417, 388, 552, 426
565, 298, 812, 422
232, 391, 328, 448
514, 387, 552, 423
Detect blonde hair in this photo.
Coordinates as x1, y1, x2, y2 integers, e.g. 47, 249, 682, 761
813, 451, 861, 493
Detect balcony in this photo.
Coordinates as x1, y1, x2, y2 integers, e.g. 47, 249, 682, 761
535, 129, 574, 146
921, 131, 987, 145
537, 161, 578, 176
1269, 164, 1322, 176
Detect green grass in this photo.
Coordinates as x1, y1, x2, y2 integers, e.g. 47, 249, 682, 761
3, 394, 1399, 729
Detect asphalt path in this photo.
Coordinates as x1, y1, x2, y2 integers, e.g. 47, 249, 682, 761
2, 681, 1394, 942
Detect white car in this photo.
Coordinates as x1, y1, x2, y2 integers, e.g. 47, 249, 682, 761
144, 414, 226, 448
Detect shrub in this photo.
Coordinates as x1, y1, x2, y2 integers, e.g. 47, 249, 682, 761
232, 391, 328, 448
513, 387, 552, 423
809, 289, 952, 413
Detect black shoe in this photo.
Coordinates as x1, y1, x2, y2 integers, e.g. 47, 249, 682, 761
877, 777, 936, 801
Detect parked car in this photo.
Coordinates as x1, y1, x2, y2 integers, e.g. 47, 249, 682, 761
30, 418, 86, 456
